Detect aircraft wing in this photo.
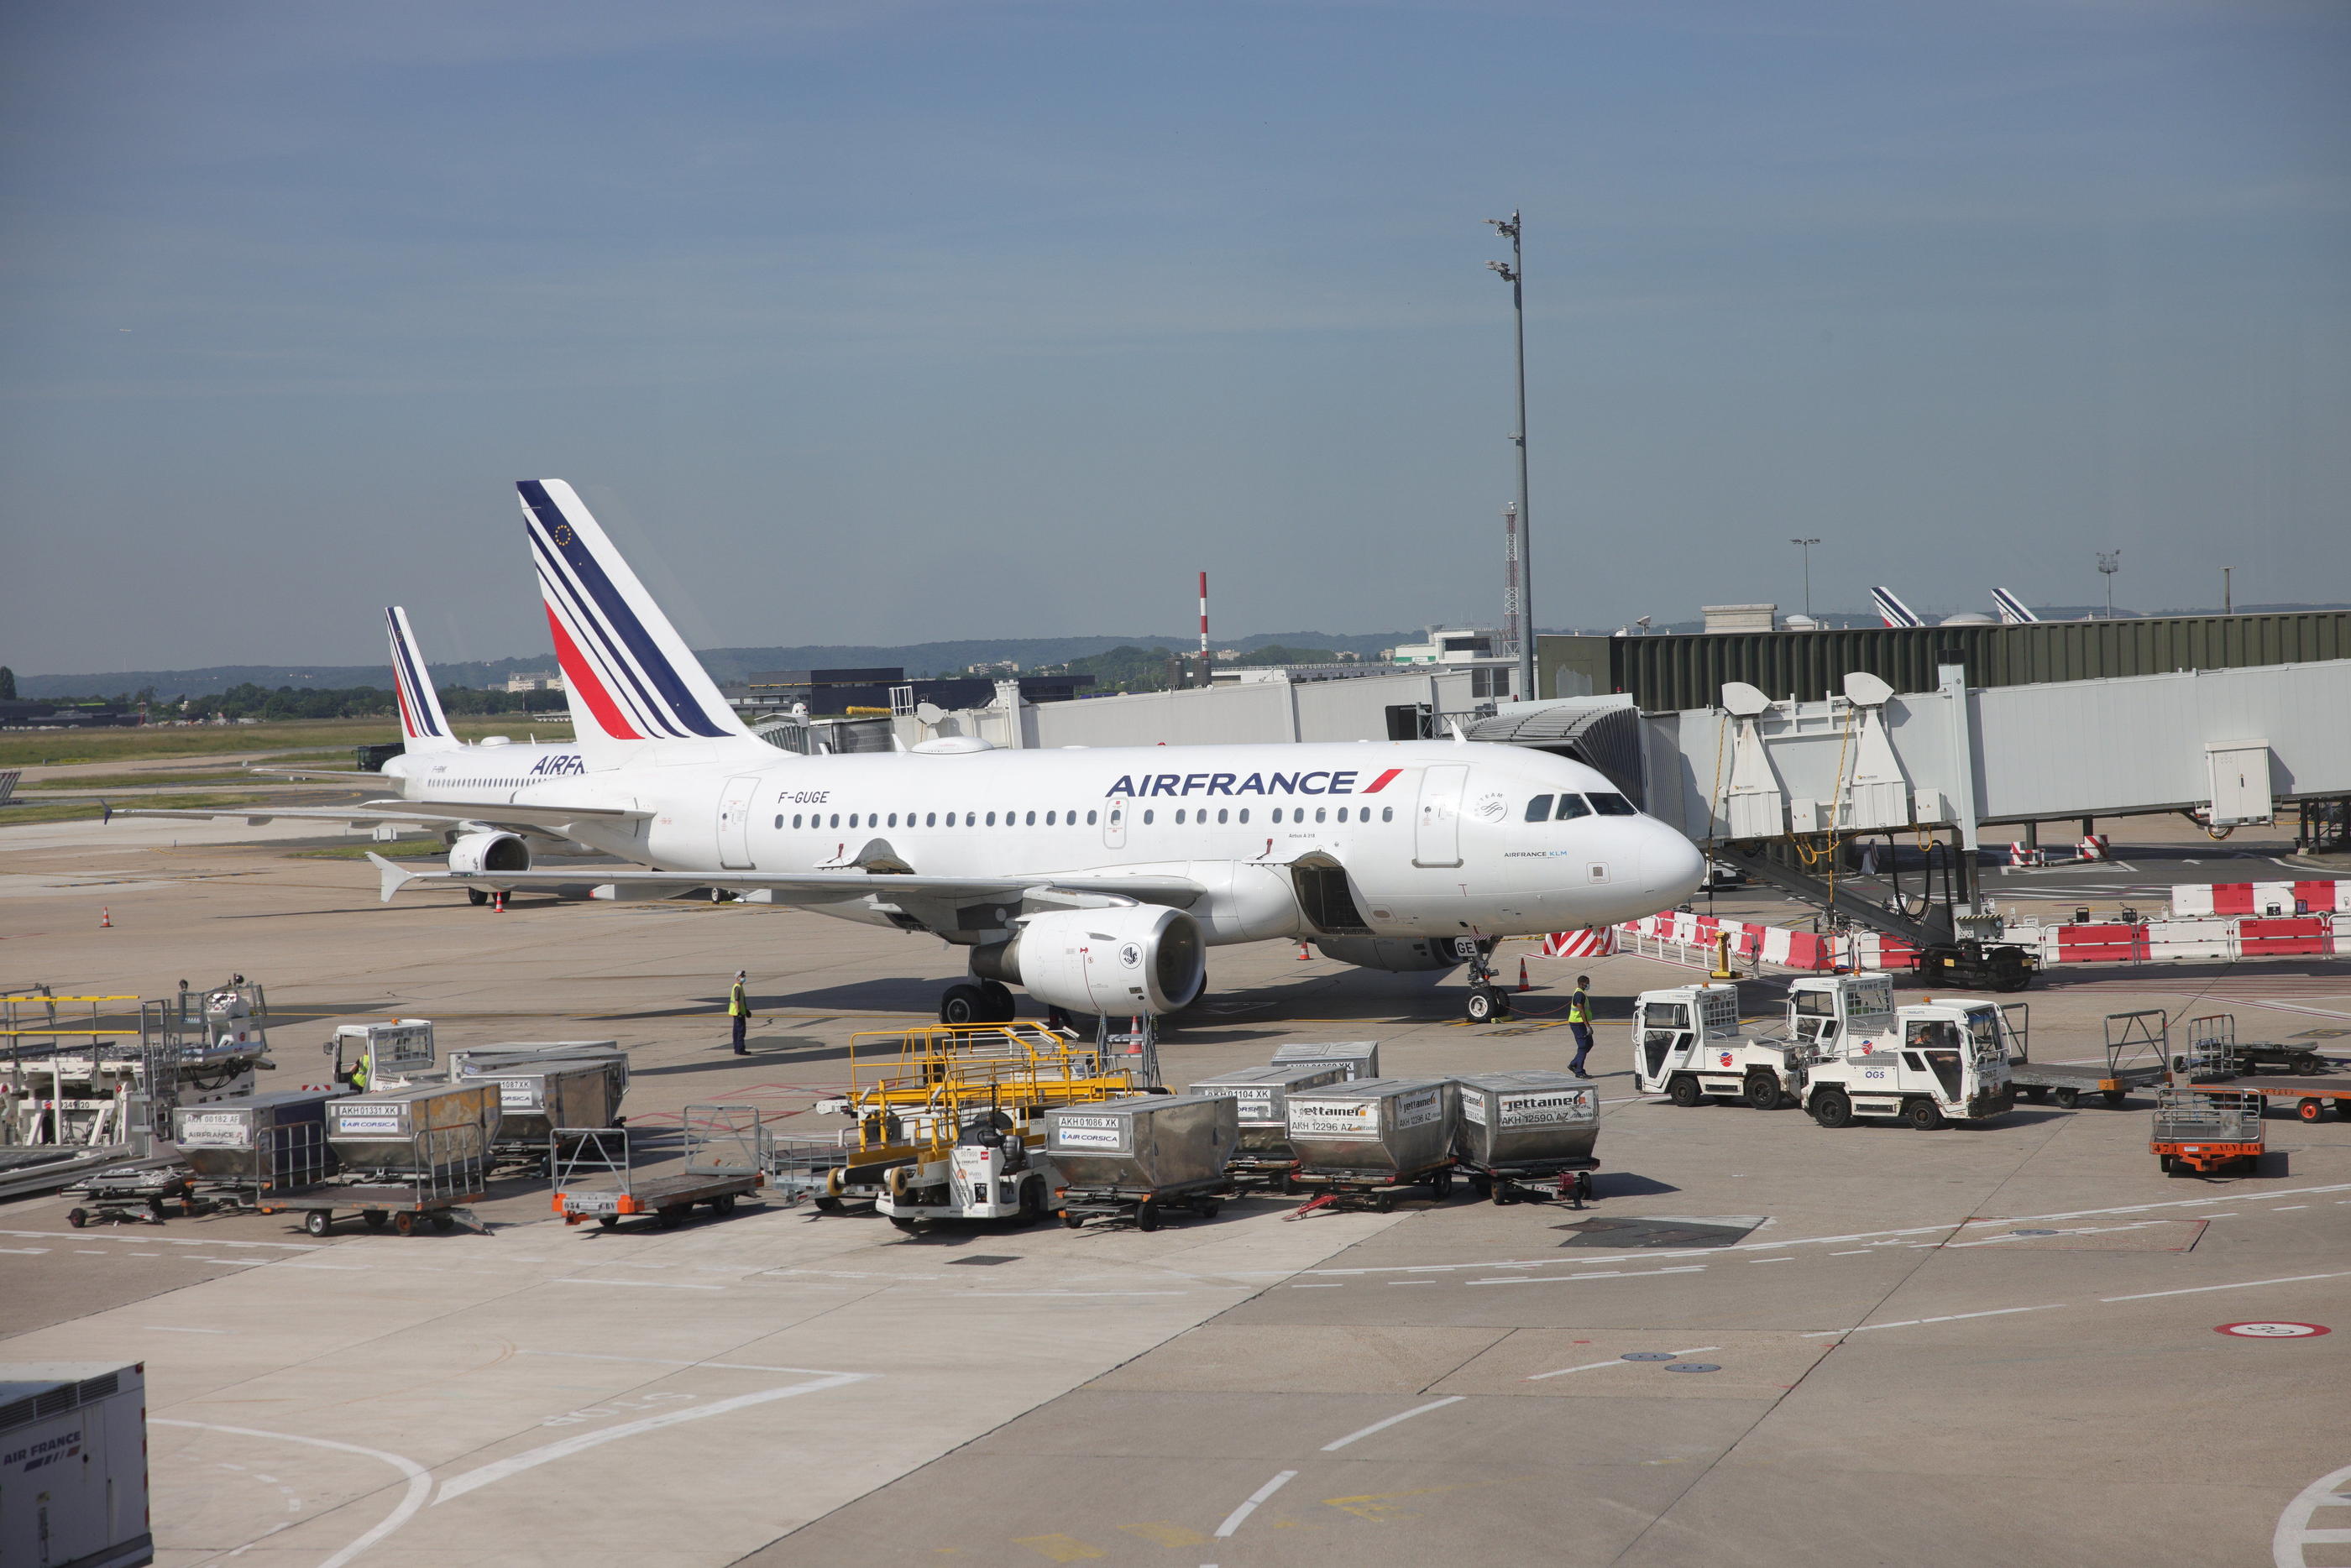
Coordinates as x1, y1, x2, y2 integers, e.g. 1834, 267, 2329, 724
368, 854, 1204, 910
115, 799, 649, 833
247, 767, 400, 782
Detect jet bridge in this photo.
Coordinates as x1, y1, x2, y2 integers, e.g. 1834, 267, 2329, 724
1626, 656, 2351, 942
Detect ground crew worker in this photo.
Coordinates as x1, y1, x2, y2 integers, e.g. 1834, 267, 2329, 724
1568, 975, 1595, 1077
348, 1049, 370, 1093
728, 970, 751, 1055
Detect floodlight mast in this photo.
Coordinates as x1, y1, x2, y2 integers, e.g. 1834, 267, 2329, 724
1487, 211, 1534, 703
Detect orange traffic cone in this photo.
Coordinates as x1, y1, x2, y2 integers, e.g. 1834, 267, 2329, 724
1296, 941, 1312, 961
1516, 957, 1530, 992
493, 891, 508, 913
100, 906, 112, 928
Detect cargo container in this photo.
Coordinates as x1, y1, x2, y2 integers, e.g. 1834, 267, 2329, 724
0, 1361, 150, 1568
1045, 1095, 1237, 1230
1268, 1041, 1380, 1081
171, 1089, 338, 1189
1451, 1070, 1600, 1205
1285, 1078, 1455, 1210
453, 1058, 625, 1165
325, 1080, 500, 1173
1186, 1063, 1348, 1157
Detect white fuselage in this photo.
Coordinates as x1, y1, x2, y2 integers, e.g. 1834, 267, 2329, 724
380, 740, 594, 803
508, 737, 1704, 944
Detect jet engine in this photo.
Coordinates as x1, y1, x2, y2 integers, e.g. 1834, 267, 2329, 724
1312, 936, 1479, 973
971, 906, 1206, 1017
447, 830, 532, 875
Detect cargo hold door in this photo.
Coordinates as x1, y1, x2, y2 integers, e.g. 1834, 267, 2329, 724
1413, 764, 1466, 868
717, 774, 759, 869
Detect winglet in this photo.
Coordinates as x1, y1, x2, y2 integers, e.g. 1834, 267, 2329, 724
1449, 719, 1468, 744
368, 851, 422, 903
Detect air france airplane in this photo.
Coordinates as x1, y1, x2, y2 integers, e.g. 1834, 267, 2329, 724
136, 607, 609, 903
249, 480, 1709, 1022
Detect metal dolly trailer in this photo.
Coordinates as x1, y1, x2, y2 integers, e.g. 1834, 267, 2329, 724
2189, 1014, 2339, 1078
257, 1125, 489, 1237
552, 1104, 764, 1230
1456, 1156, 1598, 1208
1223, 1152, 1302, 1194
1056, 1178, 1229, 1231
1283, 1160, 1458, 1218
765, 1130, 855, 1209
2006, 1006, 2174, 1109
2154, 1087, 2265, 1176
65, 1163, 196, 1227
2176, 1076, 2351, 1126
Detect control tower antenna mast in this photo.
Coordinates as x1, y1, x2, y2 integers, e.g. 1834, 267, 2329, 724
1487, 210, 1534, 703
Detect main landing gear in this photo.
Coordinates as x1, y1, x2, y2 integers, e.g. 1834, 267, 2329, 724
940, 980, 1018, 1026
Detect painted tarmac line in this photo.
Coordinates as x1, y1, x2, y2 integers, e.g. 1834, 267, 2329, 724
1212, 1470, 1298, 1537
1322, 1397, 1468, 1451
0, 1229, 317, 1250
1805, 1305, 2066, 1338
1467, 1266, 1707, 1288
141, 1325, 228, 1334
1530, 1346, 1720, 1382
433, 1372, 870, 1506
154, 1419, 430, 1568
2101, 1271, 2351, 1304
2275, 1461, 2351, 1568
521, 1349, 878, 1377
552, 1277, 725, 1291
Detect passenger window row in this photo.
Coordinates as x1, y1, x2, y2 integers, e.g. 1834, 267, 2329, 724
1523, 791, 1636, 821
770, 803, 1401, 831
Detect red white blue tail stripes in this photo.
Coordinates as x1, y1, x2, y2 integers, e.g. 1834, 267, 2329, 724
1870, 586, 1923, 629
518, 479, 747, 743
385, 606, 456, 748
1991, 587, 2037, 625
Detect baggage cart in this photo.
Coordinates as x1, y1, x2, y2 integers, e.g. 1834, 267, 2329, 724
552, 1103, 764, 1230
2005, 1006, 2168, 1108
1269, 1040, 1380, 1081
326, 1079, 501, 1173
1044, 1095, 1238, 1231
1452, 1071, 1600, 1207
174, 1088, 338, 1198
2153, 1087, 2265, 1176
64, 1162, 196, 1227
2186, 1014, 2338, 1078
1283, 1078, 1455, 1216
1186, 1063, 1348, 1189
2172, 1075, 2351, 1126
258, 1123, 488, 1236
764, 1128, 856, 1205
453, 1056, 626, 1173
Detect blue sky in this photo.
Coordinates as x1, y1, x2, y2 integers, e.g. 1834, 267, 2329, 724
3, 1, 2346, 671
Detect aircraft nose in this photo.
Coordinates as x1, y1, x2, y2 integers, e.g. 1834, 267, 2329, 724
1639, 824, 1707, 906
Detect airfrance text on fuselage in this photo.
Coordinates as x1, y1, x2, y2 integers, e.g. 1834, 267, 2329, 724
1106, 767, 1400, 799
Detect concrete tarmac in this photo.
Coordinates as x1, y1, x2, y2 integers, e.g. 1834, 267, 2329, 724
3, 818, 2348, 1566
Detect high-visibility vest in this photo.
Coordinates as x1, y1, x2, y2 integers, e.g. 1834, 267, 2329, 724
1568, 991, 1591, 1025
351, 1058, 369, 1092
728, 983, 749, 1017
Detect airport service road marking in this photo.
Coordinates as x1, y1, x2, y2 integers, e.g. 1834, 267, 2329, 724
154, 1418, 430, 1568
552, 1277, 724, 1290
0, 1247, 50, 1254
2102, 1272, 2351, 1304
1752, 1257, 1793, 1264
432, 1371, 870, 1507
1212, 1470, 1297, 1538
0, 1228, 316, 1250
521, 1350, 868, 1377
1530, 1347, 1720, 1382
1804, 1305, 2067, 1337
2274, 1461, 2351, 1568
1467, 1266, 1707, 1288
2218, 1322, 2330, 1338
1322, 1398, 1466, 1451
142, 1325, 228, 1334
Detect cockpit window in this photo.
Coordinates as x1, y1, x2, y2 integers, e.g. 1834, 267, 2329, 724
1552, 794, 1592, 820
1588, 792, 1637, 816
1525, 795, 1554, 822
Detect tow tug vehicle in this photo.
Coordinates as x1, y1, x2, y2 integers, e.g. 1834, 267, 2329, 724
1631, 981, 1806, 1111
1788, 972, 2017, 1129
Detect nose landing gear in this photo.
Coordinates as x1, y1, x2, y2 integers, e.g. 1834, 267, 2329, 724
1461, 943, 1511, 1025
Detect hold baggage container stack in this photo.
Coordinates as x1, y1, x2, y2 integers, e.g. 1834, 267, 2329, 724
1269, 1041, 1380, 1081
1186, 1062, 1348, 1186
325, 1079, 501, 1174
1451, 1070, 1600, 1205
1285, 1077, 1455, 1214
1045, 1094, 1238, 1231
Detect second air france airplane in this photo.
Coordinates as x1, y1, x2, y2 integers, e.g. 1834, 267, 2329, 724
367, 480, 1704, 1022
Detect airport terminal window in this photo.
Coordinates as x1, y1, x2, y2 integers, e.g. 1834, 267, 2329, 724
1553, 795, 1592, 820
1525, 794, 1554, 821
1589, 792, 1636, 816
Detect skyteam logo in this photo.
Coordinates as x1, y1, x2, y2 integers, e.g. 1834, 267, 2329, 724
1106, 767, 1400, 799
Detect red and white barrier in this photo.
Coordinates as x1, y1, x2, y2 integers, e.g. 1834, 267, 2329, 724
2172, 881, 2349, 917
1542, 927, 1616, 959
2078, 834, 2111, 862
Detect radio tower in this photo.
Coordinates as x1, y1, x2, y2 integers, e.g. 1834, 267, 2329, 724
1501, 503, 1523, 666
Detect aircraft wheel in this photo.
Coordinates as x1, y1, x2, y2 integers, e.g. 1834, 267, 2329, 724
976, 980, 1017, 1022
940, 984, 987, 1027
468, 887, 490, 907
1465, 986, 1503, 1025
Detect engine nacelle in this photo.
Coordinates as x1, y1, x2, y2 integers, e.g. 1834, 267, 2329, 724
448, 831, 531, 875
1314, 936, 1477, 973
972, 906, 1206, 1017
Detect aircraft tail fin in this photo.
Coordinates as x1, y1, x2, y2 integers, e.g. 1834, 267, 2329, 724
385, 606, 461, 753
1870, 587, 1923, 629
517, 480, 754, 757
1991, 588, 2038, 625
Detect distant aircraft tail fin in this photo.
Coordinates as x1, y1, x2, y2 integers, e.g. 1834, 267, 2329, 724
516, 479, 753, 757
1870, 587, 1923, 629
385, 606, 460, 753
1991, 588, 2038, 625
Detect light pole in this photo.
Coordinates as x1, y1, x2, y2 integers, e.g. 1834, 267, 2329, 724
1487, 211, 1534, 703
1790, 537, 1820, 619
2097, 550, 2122, 619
